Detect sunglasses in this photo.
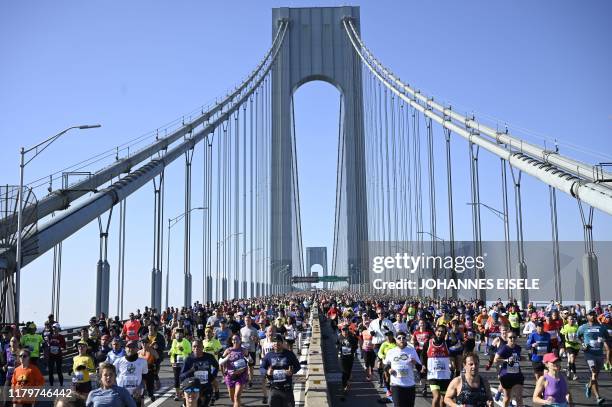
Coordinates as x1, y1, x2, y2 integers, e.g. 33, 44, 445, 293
184, 387, 200, 394
396, 336, 407, 340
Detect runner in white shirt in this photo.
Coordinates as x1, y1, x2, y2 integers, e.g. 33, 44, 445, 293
384, 332, 421, 407
239, 315, 259, 389
259, 326, 276, 404
113, 340, 148, 405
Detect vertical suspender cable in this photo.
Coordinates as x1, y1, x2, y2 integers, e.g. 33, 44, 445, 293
426, 116, 438, 298
443, 126, 457, 298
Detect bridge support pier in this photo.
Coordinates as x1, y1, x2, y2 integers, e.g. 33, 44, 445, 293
96, 207, 113, 317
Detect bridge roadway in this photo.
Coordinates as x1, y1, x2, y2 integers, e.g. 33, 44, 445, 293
319, 316, 612, 407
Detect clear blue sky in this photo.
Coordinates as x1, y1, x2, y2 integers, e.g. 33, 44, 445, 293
1, 1, 611, 325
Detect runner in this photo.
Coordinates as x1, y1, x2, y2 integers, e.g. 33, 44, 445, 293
11, 348, 45, 406
137, 337, 159, 401
19, 323, 43, 366
169, 328, 192, 401
86, 362, 136, 407
240, 315, 259, 389
337, 325, 358, 398
444, 352, 493, 407
114, 340, 148, 406
493, 331, 524, 407
260, 325, 276, 404
411, 318, 433, 396
384, 331, 421, 407
72, 339, 95, 397
180, 338, 220, 406
532, 353, 573, 407
260, 334, 302, 407
46, 322, 66, 387
577, 310, 610, 405
203, 326, 223, 403
359, 314, 376, 381
422, 325, 453, 407
526, 321, 552, 380
220, 334, 250, 407
559, 314, 580, 381
106, 338, 126, 365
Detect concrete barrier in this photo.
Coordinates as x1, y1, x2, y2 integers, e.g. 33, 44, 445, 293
305, 306, 331, 406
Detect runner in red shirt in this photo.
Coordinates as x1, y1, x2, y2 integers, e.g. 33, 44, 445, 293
121, 312, 142, 341
543, 310, 564, 351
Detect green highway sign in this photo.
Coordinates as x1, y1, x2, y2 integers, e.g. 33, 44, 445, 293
319, 276, 349, 282
291, 275, 349, 283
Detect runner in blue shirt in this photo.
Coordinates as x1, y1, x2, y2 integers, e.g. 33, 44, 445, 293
577, 311, 610, 405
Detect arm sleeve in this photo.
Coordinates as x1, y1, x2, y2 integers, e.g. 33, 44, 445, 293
260, 353, 270, 371
179, 359, 192, 382
211, 357, 220, 380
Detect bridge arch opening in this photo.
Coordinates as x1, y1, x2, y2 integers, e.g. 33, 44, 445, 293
292, 81, 341, 264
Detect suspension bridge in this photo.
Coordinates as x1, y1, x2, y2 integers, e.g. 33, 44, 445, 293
1, 5, 611, 326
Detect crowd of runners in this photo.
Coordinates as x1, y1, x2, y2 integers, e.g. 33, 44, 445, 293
0, 292, 610, 407
0, 295, 312, 406
322, 295, 611, 407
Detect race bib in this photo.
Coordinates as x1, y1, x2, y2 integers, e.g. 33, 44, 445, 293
341, 346, 352, 356
272, 369, 287, 383
175, 355, 185, 364
587, 359, 596, 368
233, 358, 247, 370
286, 331, 295, 340
392, 360, 411, 378
198, 324, 204, 330
124, 376, 140, 388
589, 339, 602, 350
72, 372, 84, 382
507, 356, 520, 374
296, 321, 302, 327
50, 346, 60, 354
536, 345, 548, 355
128, 330, 135, 337
195, 370, 209, 383
433, 359, 446, 371
548, 330, 559, 339
566, 333, 577, 342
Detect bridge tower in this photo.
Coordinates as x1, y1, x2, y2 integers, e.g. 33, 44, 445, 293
270, 6, 369, 289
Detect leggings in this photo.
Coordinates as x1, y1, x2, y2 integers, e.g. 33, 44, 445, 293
341, 356, 354, 388
48, 356, 64, 386
143, 367, 155, 397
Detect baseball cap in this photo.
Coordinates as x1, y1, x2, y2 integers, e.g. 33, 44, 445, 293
543, 353, 559, 363
181, 377, 201, 391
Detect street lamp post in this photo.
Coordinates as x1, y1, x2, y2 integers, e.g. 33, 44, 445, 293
15, 124, 101, 324
165, 207, 206, 309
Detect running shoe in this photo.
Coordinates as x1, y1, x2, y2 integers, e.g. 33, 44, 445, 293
597, 397, 605, 405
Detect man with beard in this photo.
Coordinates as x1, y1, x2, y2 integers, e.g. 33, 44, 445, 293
113, 340, 148, 406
